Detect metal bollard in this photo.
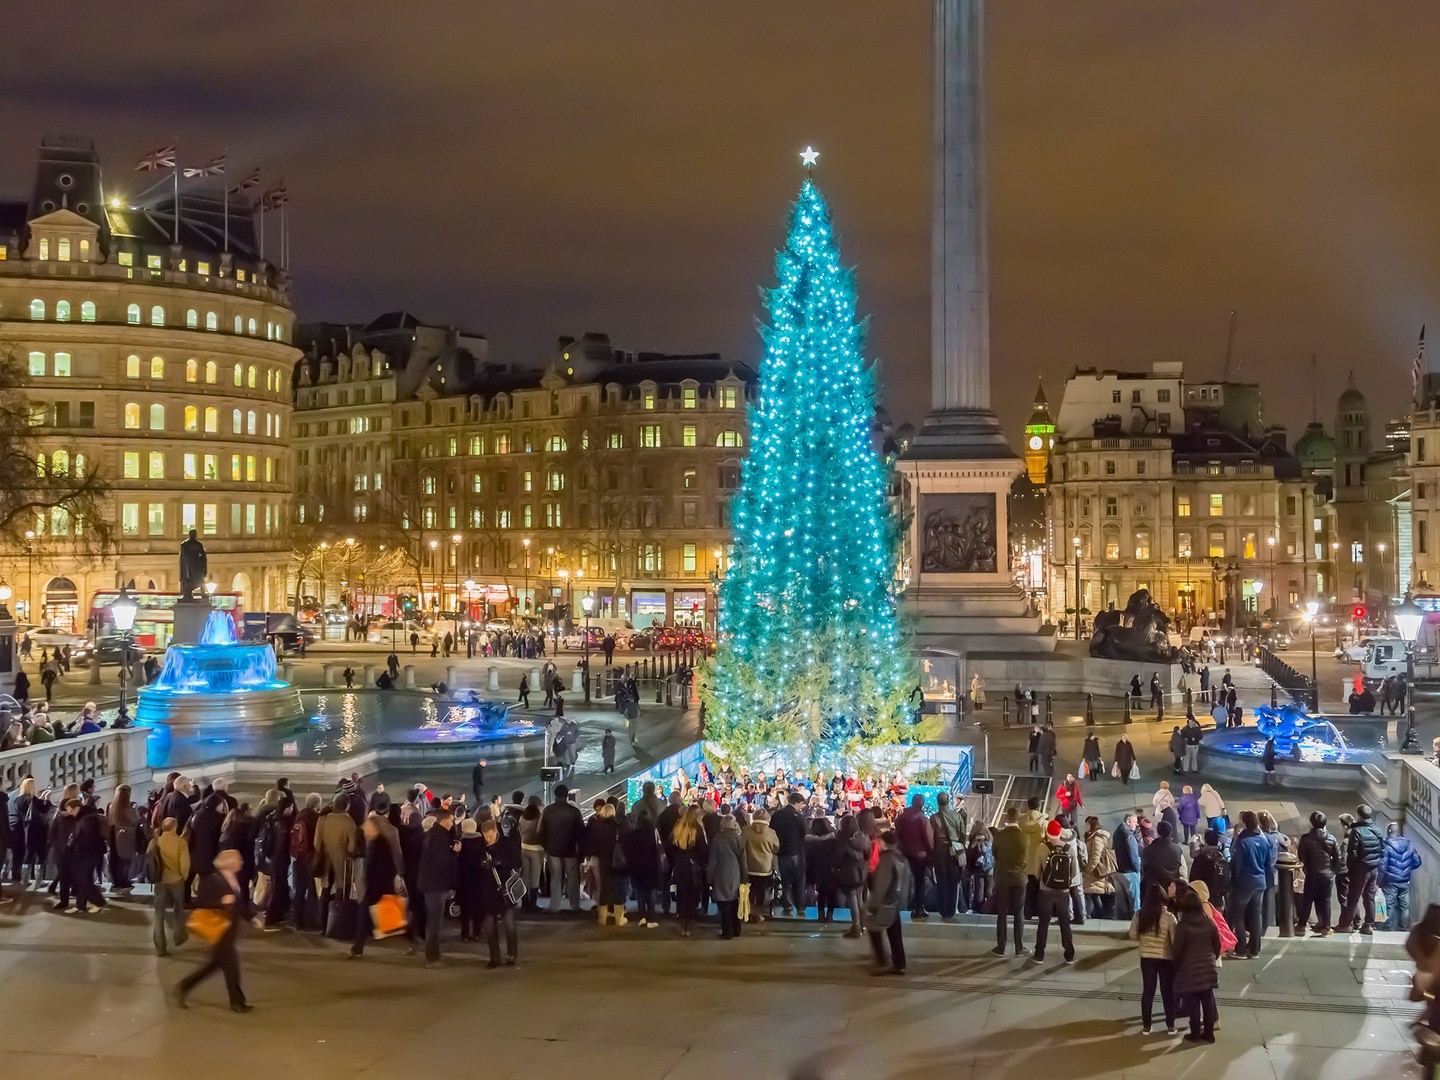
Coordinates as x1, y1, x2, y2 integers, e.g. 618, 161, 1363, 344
1124, 695, 1132, 723
1156, 700, 1163, 722
1277, 858, 1298, 937
1002, 698, 1010, 726
1045, 694, 1054, 724
1271, 686, 1278, 708
1085, 693, 1094, 725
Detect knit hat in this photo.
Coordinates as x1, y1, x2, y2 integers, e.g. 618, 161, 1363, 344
1190, 880, 1211, 904
1046, 819, 1063, 839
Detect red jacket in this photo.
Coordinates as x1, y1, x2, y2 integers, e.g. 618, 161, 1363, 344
1055, 781, 1083, 811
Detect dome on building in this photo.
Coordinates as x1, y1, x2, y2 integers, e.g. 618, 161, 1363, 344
1294, 421, 1335, 468
1338, 370, 1367, 412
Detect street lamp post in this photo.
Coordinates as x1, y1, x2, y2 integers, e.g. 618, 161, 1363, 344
1305, 599, 1320, 711
522, 538, 531, 627
427, 539, 438, 613
111, 588, 138, 718
1266, 534, 1276, 617
451, 533, 463, 621
24, 529, 35, 625
1072, 535, 1082, 640
1396, 596, 1424, 750
581, 594, 594, 704
1378, 542, 1390, 604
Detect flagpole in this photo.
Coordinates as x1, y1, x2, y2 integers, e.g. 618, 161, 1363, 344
171, 135, 180, 245
222, 146, 230, 254
281, 199, 288, 271
259, 196, 265, 263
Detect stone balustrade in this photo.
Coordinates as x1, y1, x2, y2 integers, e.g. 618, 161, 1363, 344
0, 727, 154, 801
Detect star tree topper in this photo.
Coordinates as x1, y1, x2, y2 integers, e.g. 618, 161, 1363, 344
800, 145, 820, 169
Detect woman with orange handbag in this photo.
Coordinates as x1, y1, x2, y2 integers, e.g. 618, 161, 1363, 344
175, 849, 251, 1013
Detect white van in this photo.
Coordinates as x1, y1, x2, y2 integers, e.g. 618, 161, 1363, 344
1361, 637, 1407, 685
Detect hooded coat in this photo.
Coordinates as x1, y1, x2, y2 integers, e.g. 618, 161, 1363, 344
707, 816, 746, 901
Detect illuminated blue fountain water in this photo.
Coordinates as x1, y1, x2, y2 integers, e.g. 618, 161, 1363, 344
135, 611, 306, 731
1199, 701, 1386, 791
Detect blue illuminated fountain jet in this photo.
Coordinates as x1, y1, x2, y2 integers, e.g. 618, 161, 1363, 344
135, 610, 305, 731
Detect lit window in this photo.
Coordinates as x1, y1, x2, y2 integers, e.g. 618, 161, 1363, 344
203, 454, 217, 479
124, 403, 140, 429
123, 452, 140, 479
204, 406, 217, 432
720, 386, 737, 408
52, 352, 71, 377
184, 405, 198, 432
74, 454, 85, 477
682, 425, 698, 447
231, 455, 241, 480
234, 315, 243, 334
547, 469, 565, 492
1209, 494, 1223, 516
37, 238, 49, 261
607, 432, 624, 450
472, 474, 483, 493
716, 430, 743, 447
683, 543, 697, 573
148, 451, 165, 479
683, 387, 697, 409
55, 300, 70, 322
247, 318, 257, 336
246, 455, 256, 482
80, 301, 95, 323
186, 309, 198, 329
640, 424, 662, 448
494, 434, 510, 454
27, 351, 44, 377
146, 254, 162, 270
248, 365, 257, 389
233, 363, 243, 387
186, 359, 198, 383
545, 435, 567, 452
521, 505, 532, 528
205, 361, 217, 384
57, 238, 70, 261
126, 355, 140, 378
183, 453, 197, 480
205, 311, 218, 331
29, 299, 44, 320
1176, 495, 1191, 517
469, 435, 482, 455
683, 468, 697, 489
1134, 529, 1151, 560
232, 408, 241, 434
1208, 529, 1226, 558
150, 356, 164, 379
121, 503, 139, 535
246, 410, 256, 435
127, 304, 140, 325
521, 471, 532, 493
203, 504, 218, 535
150, 305, 164, 327
149, 403, 165, 430
643, 391, 655, 410
181, 504, 196, 532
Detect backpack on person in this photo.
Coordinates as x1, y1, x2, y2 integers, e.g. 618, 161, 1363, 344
290, 816, 314, 861
1041, 843, 1075, 891
145, 839, 163, 885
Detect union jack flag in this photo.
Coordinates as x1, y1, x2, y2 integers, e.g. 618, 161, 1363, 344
135, 143, 176, 171
229, 167, 260, 193
182, 153, 226, 178
1413, 325, 1428, 406
261, 182, 289, 210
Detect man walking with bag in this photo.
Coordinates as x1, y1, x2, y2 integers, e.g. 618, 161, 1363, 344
930, 792, 968, 918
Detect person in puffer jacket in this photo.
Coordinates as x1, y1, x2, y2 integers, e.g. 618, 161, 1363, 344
1379, 823, 1423, 931
1227, 811, 1271, 958
1336, 803, 1386, 934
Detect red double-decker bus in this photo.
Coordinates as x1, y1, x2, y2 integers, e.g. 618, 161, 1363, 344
89, 589, 243, 650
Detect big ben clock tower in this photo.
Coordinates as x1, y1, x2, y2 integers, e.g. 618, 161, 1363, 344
1024, 379, 1055, 486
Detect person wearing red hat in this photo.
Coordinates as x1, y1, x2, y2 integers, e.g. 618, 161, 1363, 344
1033, 819, 1080, 965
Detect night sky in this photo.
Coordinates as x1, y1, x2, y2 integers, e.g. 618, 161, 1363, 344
4, 1, 1440, 441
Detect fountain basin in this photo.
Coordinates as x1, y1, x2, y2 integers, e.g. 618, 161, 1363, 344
136, 611, 307, 732
1197, 722, 1384, 791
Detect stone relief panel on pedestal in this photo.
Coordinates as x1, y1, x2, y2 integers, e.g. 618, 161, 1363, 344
920, 492, 997, 574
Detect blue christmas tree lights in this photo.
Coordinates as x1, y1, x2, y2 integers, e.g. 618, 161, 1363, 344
703, 176, 918, 762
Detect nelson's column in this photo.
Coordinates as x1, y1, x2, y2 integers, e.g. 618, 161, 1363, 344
898, 0, 1051, 667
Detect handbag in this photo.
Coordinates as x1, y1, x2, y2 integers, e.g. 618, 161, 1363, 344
1111, 762, 1121, 779
371, 894, 408, 938
187, 907, 231, 945
494, 865, 526, 908
1078, 761, 1088, 781
1129, 763, 1141, 781
252, 872, 271, 908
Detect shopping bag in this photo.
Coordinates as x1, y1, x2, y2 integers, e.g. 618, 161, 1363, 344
738, 882, 751, 923
1111, 762, 1121, 779
1374, 891, 1389, 926
1078, 761, 1088, 781
252, 872, 271, 908
370, 894, 408, 939
1129, 763, 1141, 781
186, 907, 231, 945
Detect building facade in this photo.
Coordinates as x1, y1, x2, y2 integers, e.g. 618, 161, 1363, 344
0, 140, 297, 633
1047, 362, 1331, 628
292, 323, 755, 627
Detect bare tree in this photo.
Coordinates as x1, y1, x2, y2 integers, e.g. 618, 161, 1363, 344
0, 344, 112, 554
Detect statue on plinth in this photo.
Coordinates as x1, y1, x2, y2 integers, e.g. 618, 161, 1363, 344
1089, 588, 1180, 664
179, 529, 208, 601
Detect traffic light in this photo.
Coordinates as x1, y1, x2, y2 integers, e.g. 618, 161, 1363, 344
1352, 605, 1367, 620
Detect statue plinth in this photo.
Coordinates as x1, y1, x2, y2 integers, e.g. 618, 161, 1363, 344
171, 599, 211, 646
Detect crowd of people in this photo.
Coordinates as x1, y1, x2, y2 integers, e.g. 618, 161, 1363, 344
0, 699, 129, 750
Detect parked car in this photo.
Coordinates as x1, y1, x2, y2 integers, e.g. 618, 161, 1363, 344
22, 626, 88, 651
559, 626, 607, 650
367, 620, 435, 645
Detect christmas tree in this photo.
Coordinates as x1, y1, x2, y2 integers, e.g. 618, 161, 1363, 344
703, 172, 919, 765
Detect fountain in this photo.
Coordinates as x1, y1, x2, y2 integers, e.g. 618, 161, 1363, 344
1198, 701, 1385, 790
135, 611, 306, 732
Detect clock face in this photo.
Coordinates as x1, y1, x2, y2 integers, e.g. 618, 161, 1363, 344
1028, 435, 1043, 450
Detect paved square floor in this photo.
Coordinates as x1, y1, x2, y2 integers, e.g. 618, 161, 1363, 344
0, 886, 1425, 1080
